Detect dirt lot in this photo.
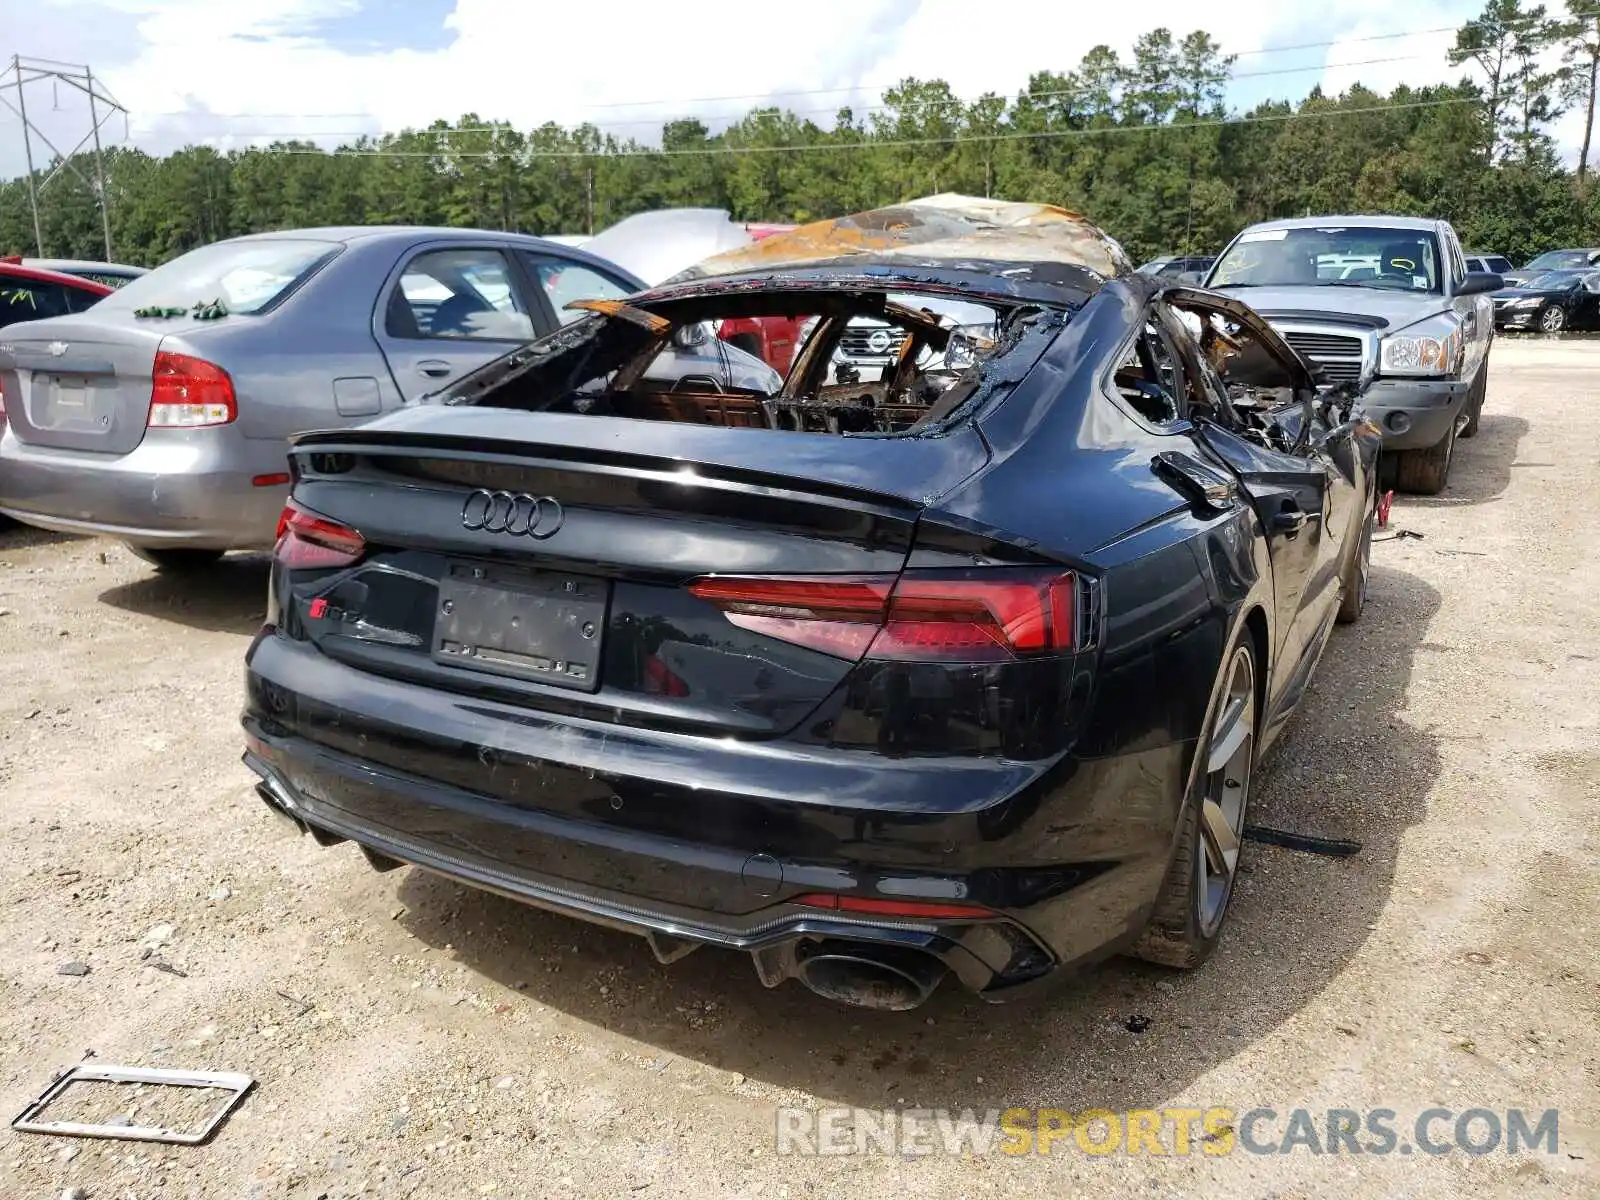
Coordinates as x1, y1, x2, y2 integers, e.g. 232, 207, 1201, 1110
1, 337, 1596, 1199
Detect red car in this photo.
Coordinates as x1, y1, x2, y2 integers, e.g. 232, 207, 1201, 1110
0, 261, 114, 419
715, 223, 811, 373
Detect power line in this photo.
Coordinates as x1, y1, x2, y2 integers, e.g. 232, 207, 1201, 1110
158, 52, 1447, 145
252, 96, 1479, 160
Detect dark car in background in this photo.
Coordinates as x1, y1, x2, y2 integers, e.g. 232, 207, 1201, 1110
1466, 253, 1514, 278
0, 261, 113, 331
1493, 269, 1600, 333
14, 258, 148, 289
1138, 254, 1215, 282
1501, 248, 1600, 287
242, 196, 1380, 1013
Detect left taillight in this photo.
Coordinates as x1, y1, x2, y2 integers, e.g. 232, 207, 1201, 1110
148, 350, 236, 428
273, 499, 365, 569
687, 567, 1076, 663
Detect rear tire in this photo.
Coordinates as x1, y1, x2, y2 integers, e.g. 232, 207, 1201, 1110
1394, 416, 1455, 495
1131, 638, 1258, 970
1337, 490, 1376, 624
127, 546, 226, 572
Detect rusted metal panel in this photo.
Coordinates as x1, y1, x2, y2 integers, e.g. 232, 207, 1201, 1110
674, 194, 1134, 285
563, 297, 672, 334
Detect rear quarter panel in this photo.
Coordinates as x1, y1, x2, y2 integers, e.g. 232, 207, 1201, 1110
938, 281, 1276, 764
204, 237, 410, 442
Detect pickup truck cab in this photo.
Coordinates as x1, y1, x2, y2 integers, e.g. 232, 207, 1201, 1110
1204, 215, 1500, 494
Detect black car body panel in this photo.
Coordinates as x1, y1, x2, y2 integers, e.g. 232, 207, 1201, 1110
1500, 248, 1600, 287
243, 202, 1378, 1009
1492, 270, 1600, 332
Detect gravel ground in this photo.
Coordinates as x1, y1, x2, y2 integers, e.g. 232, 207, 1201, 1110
0, 337, 1595, 1199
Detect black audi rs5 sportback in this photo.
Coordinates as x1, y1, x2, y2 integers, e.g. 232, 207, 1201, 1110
242, 197, 1380, 1011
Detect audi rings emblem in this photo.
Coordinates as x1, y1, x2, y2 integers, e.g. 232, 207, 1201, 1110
461, 489, 564, 538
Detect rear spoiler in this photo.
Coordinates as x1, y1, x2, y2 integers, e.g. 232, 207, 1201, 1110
288, 408, 992, 513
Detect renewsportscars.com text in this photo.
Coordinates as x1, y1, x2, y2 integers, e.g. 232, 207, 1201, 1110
775, 1106, 1560, 1158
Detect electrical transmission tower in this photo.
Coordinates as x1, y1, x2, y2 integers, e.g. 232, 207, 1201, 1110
0, 55, 129, 260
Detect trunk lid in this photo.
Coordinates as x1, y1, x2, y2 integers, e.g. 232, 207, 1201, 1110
0, 314, 172, 455
280, 408, 991, 739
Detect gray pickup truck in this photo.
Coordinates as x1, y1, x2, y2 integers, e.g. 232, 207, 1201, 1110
1203, 215, 1500, 494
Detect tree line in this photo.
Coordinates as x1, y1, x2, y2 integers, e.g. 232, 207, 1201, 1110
3, 0, 1596, 269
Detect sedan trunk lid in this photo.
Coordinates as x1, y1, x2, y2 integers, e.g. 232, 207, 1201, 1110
0, 315, 171, 455
278, 407, 992, 739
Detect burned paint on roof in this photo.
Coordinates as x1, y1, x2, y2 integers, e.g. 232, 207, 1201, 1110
668, 194, 1134, 291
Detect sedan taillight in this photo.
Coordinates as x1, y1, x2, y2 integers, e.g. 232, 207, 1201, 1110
274, 500, 364, 569
148, 351, 236, 428
687, 568, 1076, 663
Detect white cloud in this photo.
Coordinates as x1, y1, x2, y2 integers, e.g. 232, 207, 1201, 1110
98, 0, 1317, 147
1319, 4, 1465, 98
2, 0, 1515, 173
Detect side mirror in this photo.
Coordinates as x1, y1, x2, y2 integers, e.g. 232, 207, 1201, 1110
1456, 271, 1504, 297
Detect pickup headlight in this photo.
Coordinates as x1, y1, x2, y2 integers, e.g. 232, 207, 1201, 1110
1380, 313, 1464, 377
943, 323, 997, 371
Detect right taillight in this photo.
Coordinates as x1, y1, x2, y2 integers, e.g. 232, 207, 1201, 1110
274, 499, 365, 569
148, 350, 236, 428
687, 568, 1075, 663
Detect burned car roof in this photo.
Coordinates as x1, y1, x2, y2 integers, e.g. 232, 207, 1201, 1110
663, 194, 1133, 305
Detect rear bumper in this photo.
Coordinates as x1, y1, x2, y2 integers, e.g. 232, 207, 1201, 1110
1360, 374, 1473, 451
0, 426, 287, 549
242, 631, 1185, 1004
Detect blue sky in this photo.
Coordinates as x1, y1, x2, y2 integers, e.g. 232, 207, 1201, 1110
0, 0, 1524, 182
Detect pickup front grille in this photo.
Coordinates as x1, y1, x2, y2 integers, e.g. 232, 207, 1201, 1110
1282, 331, 1364, 358
838, 325, 908, 360
1279, 329, 1366, 382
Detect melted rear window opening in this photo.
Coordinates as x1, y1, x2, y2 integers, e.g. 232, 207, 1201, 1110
435, 288, 1069, 437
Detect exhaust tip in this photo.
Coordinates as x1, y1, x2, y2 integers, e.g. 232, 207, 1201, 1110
254, 781, 306, 833
796, 942, 947, 1011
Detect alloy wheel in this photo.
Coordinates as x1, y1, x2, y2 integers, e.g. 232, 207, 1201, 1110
1356, 504, 1374, 607
1540, 306, 1566, 333
1196, 644, 1256, 938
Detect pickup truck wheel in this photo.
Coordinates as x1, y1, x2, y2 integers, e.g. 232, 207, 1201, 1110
1538, 305, 1567, 334
1459, 364, 1486, 439
1394, 417, 1455, 495
127, 546, 226, 572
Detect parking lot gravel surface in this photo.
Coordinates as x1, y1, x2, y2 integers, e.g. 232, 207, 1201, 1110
0, 337, 1595, 1199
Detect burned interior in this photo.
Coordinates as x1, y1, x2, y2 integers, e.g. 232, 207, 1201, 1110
438, 283, 1070, 437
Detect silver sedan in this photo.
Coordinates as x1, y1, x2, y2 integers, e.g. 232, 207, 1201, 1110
0, 226, 777, 570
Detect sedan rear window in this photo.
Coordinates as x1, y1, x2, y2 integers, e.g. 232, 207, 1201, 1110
442, 286, 1067, 438
101, 239, 340, 315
